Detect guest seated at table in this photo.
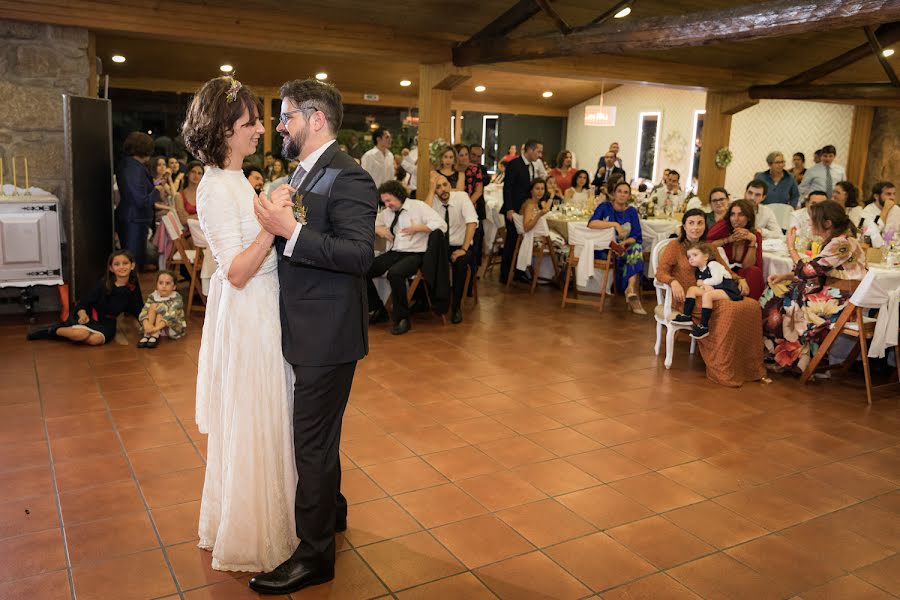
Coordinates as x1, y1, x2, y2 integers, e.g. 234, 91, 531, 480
520, 178, 553, 230
790, 190, 828, 233
550, 150, 576, 193
368, 181, 446, 335
744, 179, 784, 239
545, 176, 565, 207
649, 170, 684, 215
588, 181, 646, 315
832, 181, 863, 227
564, 170, 593, 209
707, 199, 765, 299
492, 160, 507, 184
860, 181, 899, 237
591, 150, 626, 191
432, 176, 477, 324
706, 187, 730, 228
760, 200, 867, 373
655, 209, 764, 386
175, 161, 203, 226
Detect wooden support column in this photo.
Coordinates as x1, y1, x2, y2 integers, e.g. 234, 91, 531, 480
263, 96, 273, 155
417, 63, 470, 199
846, 106, 875, 189
698, 91, 758, 201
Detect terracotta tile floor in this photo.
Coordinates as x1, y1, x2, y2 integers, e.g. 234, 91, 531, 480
1, 277, 900, 599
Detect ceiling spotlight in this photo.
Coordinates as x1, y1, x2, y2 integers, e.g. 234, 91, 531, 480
542, 91, 554, 98
884, 48, 895, 58
315, 72, 328, 80
111, 54, 126, 64
475, 85, 486, 93
614, 6, 631, 18
400, 80, 412, 87
147, 130, 152, 135
220, 64, 233, 73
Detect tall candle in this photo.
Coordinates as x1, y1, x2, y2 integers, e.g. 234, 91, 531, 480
24, 157, 28, 191
11, 157, 16, 192
0, 157, 4, 190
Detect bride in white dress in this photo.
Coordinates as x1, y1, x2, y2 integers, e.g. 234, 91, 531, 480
182, 76, 298, 572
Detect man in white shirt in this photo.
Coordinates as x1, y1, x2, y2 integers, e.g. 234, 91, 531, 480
368, 180, 446, 335
650, 170, 683, 213
360, 128, 395, 189
745, 179, 784, 239
860, 181, 900, 237
790, 190, 828, 233
401, 145, 418, 197
798, 144, 845, 200
431, 175, 478, 324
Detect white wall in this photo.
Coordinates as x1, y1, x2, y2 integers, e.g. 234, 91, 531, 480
566, 85, 707, 185
726, 100, 855, 195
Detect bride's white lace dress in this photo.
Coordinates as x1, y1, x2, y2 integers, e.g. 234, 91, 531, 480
194, 167, 298, 572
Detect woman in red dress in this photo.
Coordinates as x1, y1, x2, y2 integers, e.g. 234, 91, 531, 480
706, 199, 765, 299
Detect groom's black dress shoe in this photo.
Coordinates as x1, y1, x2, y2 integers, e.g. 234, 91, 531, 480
248, 557, 334, 595
391, 318, 411, 335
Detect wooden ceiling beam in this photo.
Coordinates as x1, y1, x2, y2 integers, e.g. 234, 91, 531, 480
468, 0, 543, 41
780, 22, 900, 85
863, 25, 900, 86
453, 0, 900, 66
748, 82, 900, 101
0, 0, 450, 62
534, 0, 572, 35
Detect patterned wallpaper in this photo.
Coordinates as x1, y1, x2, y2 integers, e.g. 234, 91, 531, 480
567, 90, 856, 199
726, 100, 854, 196
566, 85, 706, 185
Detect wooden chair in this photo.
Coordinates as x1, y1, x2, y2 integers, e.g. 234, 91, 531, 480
481, 225, 505, 279
462, 263, 479, 311
384, 269, 447, 326
185, 218, 210, 316
161, 211, 205, 315
651, 239, 696, 369
561, 223, 616, 312
800, 289, 885, 405
506, 213, 559, 294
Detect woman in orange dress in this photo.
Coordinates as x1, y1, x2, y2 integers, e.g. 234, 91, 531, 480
655, 208, 766, 387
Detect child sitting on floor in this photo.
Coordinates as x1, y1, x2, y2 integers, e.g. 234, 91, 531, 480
673, 242, 743, 340
138, 270, 186, 348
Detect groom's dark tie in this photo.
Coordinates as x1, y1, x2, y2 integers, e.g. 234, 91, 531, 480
290, 165, 307, 190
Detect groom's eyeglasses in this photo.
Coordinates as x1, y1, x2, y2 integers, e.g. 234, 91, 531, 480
279, 106, 320, 126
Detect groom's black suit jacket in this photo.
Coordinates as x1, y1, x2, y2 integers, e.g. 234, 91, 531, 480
274, 141, 378, 367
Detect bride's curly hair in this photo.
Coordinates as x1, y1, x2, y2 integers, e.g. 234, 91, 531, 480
182, 76, 262, 169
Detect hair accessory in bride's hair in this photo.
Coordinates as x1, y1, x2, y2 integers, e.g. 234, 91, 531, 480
225, 77, 242, 103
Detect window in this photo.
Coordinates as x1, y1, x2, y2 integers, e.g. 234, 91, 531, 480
482, 115, 499, 172
688, 110, 705, 192
635, 112, 661, 182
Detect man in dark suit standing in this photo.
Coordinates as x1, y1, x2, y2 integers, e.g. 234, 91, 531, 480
500, 138, 542, 283
251, 79, 377, 595
592, 150, 627, 190
116, 131, 168, 271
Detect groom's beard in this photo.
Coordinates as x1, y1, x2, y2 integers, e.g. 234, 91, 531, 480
281, 129, 306, 161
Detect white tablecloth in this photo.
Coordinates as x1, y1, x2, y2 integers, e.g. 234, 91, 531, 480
483, 184, 505, 253
850, 265, 900, 358
640, 218, 680, 251
762, 251, 794, 279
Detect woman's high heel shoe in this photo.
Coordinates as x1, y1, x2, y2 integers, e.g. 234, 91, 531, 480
626, 293, 647, 315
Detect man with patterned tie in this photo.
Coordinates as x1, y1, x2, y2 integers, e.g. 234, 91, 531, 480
799, 144, 845, 200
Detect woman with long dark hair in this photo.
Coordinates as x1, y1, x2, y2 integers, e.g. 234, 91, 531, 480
706, 199, 765, 299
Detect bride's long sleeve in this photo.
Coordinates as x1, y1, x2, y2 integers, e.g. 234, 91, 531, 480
197, 179, 243, 277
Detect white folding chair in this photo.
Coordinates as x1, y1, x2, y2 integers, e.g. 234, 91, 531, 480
185, 218, 209, 315
561, 223, 616, 311
768, 203, 793, 233
161, 211, 205, 315
652, 238, 696, 368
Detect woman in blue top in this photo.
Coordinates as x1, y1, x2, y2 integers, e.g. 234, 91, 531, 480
588, 180, 646, 314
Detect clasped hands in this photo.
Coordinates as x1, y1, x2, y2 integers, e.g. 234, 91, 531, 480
253, 184, 298, 239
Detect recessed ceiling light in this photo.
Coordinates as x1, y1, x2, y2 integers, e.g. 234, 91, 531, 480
400, 80, 412, 87
542, 91, 554, 98
475, 85, 486, 93
220, 64, 233, 73
614, 6, 631, 18
316, 72, 328, 80
147, 130, 152, 135
884, 48, 896, 57
111, 55, 126, 63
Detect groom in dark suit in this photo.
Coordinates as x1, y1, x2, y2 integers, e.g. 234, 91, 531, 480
252, 79, 377, 595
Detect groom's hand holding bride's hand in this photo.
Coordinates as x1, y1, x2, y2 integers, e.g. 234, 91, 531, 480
254, 186, 296, 239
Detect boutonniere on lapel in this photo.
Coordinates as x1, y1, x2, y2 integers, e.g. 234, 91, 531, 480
291, 190, 308, 224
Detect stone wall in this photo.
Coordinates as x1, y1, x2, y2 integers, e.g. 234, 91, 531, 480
0, 18, 89, 197
864, 107, 900, 198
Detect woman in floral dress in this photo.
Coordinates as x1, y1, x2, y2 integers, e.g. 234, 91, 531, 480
760, 200, 867, 372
